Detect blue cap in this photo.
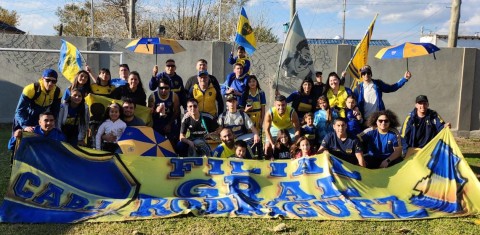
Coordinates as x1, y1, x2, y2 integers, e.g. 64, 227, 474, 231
42, 69, 58, 79
198, 70, 208, 77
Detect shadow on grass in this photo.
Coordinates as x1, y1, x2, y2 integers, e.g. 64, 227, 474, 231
0, 224, 76, 234
469, 165, 480, 175
464, 153, 480, 160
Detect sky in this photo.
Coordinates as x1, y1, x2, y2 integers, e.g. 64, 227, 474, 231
1, 0, 479, 45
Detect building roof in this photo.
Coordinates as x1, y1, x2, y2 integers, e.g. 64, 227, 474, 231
0, 21, 25, 34
307, 39, 391, 46
423, 34, 480, 40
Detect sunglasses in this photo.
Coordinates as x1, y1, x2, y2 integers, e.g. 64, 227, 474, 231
377, 119, 390, 123
166, 64, 176, 68
44, 78, 57, 84
159, 86, 170, 90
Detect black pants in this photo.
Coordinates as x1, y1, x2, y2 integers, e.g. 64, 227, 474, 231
364, 155, 403, 169
102, 142, 119, 153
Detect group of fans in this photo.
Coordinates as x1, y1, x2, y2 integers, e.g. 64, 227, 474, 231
8, 46, 449, 169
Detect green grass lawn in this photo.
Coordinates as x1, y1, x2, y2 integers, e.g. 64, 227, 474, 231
0, 127, 479, 235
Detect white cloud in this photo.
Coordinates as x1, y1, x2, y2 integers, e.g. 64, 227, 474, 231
19, 14, 57, 35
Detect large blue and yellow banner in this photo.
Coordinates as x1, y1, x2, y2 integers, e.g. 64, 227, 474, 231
1, 128, 479, 223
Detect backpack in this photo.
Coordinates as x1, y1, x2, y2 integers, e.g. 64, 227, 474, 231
220, 111, 247, 135
32, 82, 60, 102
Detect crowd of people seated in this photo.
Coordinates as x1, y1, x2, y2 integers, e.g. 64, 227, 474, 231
8, 46, 450, 169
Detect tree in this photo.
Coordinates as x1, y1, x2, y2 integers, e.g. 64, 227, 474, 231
54, 2, 91, 36
0, 7, 20, 26
53, 0, 277, 42
154, 0, 249, 41
253, 26, 279, 43
54, 0, 142, 37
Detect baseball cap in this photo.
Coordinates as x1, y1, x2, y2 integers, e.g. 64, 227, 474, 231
198, 70, 209, 77
415, 95, 429, 103
360, 67, 372, 74
42, 69, 58, 79
225, 94, 237, 101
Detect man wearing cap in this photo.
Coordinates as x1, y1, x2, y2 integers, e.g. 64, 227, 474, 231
189, 70, 224, 118
263, 95, 301, 156
401, 95, 450, 155
217, 94, 260, 146
185, 59, 221, 94
354, 65, 412, 120
12, 69, 62, 135
151, 59, 186, 108
222, 63, 249, 103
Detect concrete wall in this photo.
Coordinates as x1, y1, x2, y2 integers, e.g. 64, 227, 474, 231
0, 34, 479, 137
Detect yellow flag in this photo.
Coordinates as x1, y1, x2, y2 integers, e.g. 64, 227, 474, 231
58, 40, 83, 83
347, 14, 378, 89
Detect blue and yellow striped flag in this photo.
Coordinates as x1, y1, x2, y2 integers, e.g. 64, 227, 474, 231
346, 14, 378, 89
58, 39, 83, 83
235, 7, 256, 55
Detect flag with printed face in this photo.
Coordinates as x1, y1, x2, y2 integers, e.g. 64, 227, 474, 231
58, 40, 83, 83
347, 14, 377, 89
235, 7, 257, 55
278, 12, 314, 81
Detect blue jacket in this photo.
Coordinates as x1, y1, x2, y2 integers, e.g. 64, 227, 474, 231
150, 72, 186, 108
8, 126, 66, 150
14, 80, 61, 130
354, 78, 408, 115
401, 108, 445, 154
221, 73, 249, 102
228, 55, 251, 76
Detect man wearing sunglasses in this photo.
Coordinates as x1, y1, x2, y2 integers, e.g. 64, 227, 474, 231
11, 69, 62, 142
151, 59, 186, 109
148, 78, 180, 145
353, 65, 411, 121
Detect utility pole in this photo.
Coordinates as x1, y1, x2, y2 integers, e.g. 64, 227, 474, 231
290, 0, 296, 21
90, 0, 94, 37
448, 0, 461, 47
218, 0, 221, 41
129, 0, 136, 38
342, 0, 346, 44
